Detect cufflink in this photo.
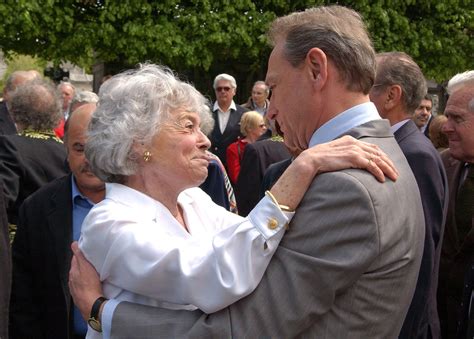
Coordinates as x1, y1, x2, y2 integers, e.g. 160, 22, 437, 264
268, 218, 278, 230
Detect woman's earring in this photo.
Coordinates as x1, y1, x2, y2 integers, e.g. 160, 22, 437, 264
143, 151, 152, 162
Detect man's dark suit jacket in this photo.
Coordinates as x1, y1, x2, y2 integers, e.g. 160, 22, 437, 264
10, 175, 75, 339
0, 131, 68, 224
456, 258, 474, 339
209, 104, 248, 169
262, 157, 292, 193
438, 153, 474, 339
0, 102, 17, 136
235, 138, 290, 216
0, 183, 10, 339
200, 160, 230, 211
395, 120, 448, 339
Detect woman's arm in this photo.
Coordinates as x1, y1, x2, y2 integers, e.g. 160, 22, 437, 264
270, 135, 398, 210
79, 190, 290, 314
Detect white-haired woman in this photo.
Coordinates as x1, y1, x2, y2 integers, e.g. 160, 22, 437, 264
78, 64, 396, 338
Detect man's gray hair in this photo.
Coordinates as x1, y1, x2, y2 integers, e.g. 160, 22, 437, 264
447, 70, 474, 95
57, 81, 75, 91
213, 73, 237, 89
70, 90, 99, 108
254, 81, 270, 94
86, 63, 213, 183
8, 80, 62, 131
268, 5, 376, 94
3, 70, 41, 96
373, 52, 427, 114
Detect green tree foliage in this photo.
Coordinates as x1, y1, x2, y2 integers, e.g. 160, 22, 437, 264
0, 0, 471, 85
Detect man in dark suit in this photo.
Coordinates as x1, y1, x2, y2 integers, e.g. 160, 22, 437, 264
437, 70, 474, 339
235, 135, 291, 216
0, 70, 41, 135
369, 51, 448, 338
69, 6, 425, 338
209, 73, 248, 169
0, 80, 68, 226
9, 103, 105, 339
0, 183, 10, 339
412, 94, 434, 138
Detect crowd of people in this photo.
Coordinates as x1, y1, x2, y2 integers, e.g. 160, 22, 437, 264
0, 4, 472, 339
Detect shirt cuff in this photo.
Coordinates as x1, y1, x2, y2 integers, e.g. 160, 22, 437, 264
101, 299, 121, 339
248, 195, 294, 240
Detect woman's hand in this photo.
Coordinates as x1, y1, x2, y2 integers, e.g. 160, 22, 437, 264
298, 135, 398, 182
270, 136, 399, 210
69, 241, 104, 321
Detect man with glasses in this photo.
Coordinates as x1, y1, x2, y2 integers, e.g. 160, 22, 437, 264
209, 73, 248, 169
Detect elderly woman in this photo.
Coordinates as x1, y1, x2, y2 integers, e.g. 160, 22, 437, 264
78, 64, 395, 337
226, 111, 267, 184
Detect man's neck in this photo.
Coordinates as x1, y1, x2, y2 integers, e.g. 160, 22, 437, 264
218, 101, 232, 112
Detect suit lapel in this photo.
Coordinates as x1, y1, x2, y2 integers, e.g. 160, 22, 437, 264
46, 175, 74, 306
222, 108, 236, 135
393, 120, 418, 143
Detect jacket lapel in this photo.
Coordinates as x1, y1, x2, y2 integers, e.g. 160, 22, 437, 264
46, 175, 74, 307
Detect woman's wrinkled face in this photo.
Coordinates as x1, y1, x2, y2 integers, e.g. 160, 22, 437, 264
146, 109, 212, 191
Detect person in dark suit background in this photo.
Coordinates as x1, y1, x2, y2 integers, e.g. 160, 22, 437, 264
0, 183, 10, 339
209, 73, 249, 169
437, 70, 474, 339
369, 51, 448, 338
412, 94, 434, 138
0, 79, 68, 226
235, 135, 291, 216
9, 103, 105, 339
0, 70, 41, 136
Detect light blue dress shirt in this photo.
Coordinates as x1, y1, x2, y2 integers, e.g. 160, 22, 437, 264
71, 176, 95, 336
308, 102, 381, 147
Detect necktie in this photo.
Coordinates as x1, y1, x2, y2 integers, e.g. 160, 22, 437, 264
456, 164, 474, 244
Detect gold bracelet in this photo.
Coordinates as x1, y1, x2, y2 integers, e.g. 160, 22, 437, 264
265, 190, 295, 213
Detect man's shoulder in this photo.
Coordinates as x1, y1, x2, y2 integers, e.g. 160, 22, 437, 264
22, 175, 71, 207
235, 104, 250, 114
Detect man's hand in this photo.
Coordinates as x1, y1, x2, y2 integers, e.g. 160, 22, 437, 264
69, 241, 103, 321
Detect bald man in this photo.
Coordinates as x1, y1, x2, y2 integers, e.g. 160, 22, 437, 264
10, 104, 105, 339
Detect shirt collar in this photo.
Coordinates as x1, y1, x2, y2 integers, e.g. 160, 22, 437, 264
309, 102, 381, 147
104, 183, 195, 222
213, 100, 237, 113
390, 119, 410, 133
71, 176, 95, 206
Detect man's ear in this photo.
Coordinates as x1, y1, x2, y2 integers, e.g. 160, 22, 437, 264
385, 85, 402, 110
305, 48, 327, 88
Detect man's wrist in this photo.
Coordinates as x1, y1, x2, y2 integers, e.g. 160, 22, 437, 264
88, 296, 108, 332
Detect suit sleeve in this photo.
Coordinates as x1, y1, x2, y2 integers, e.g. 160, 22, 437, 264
109, 172, 381, 338
235, 143, 262, 217
0, 137, 22, 211
9, 200, 42, 337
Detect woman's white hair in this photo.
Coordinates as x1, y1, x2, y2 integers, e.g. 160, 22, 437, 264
86, 63, 213, 183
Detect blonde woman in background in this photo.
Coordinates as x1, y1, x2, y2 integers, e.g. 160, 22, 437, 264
226, 111, 267, 184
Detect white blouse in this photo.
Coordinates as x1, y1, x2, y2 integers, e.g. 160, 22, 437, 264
79, 183, 292, 318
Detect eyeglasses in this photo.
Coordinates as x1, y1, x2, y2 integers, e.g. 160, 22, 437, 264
216, 86, 231, 92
